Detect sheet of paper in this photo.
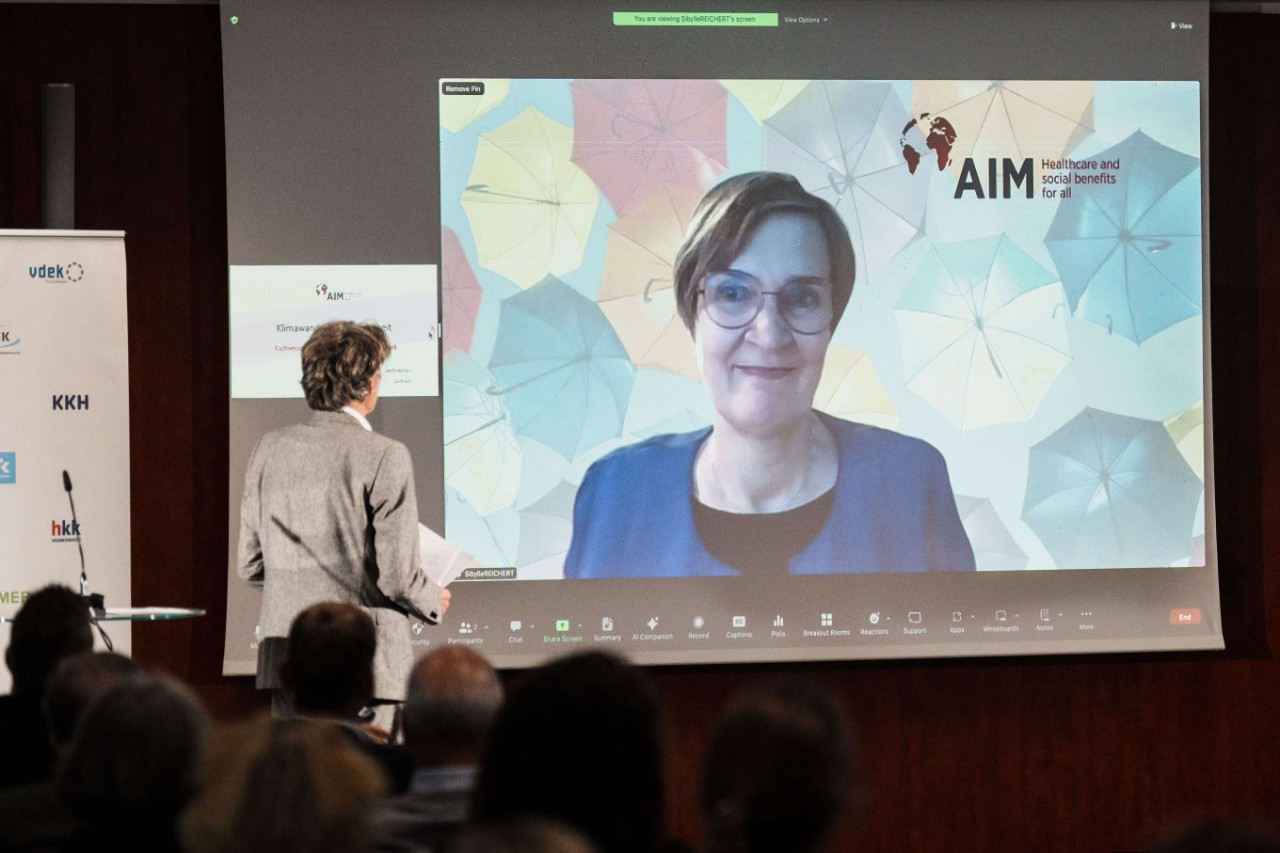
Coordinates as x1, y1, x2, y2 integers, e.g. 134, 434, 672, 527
418, 522, 474, 587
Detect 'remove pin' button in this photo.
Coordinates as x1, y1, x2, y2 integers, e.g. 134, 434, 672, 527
1170, 608, 1201, 625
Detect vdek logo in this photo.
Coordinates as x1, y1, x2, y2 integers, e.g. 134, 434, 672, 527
51, 519, 81, 541
29, 261, 84, 283
0, 452, 14, 485
52, 394, 89, 411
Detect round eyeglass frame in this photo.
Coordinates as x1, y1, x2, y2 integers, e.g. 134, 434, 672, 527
697, 278, 834, 336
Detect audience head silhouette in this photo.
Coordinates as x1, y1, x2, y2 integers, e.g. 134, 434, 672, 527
281, 601, 376, 718
42, 651, 140, 752
700, 680, 862, 853
402, 645, 504, 769
474, 651, 663, 853
451, 816, 601, 853
182, 714, 386, 853
57, 673, 208, 845
5, 584, 93, 696
1153, 817, 1280, 853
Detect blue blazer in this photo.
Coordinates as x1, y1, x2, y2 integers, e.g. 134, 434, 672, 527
564, 414, 975, 578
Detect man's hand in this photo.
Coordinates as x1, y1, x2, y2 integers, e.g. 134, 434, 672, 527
439, 585, 451, 616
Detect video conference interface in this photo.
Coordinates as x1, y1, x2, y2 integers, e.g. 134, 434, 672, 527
221, 0, 1221, 669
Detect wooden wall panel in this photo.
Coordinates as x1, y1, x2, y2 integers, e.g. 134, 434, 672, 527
1, 6, 1276, 851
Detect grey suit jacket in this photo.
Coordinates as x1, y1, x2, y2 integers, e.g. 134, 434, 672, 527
237, 410, 443, 701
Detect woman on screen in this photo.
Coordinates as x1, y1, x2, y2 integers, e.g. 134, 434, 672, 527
564, 172, 975, 578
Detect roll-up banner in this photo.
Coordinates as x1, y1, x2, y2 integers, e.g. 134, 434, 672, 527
0, 230, 131, 690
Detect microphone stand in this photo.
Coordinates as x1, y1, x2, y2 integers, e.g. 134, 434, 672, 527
62, 470, 112, 651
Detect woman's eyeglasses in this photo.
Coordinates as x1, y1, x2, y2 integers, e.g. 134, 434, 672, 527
699, 271, 834, 335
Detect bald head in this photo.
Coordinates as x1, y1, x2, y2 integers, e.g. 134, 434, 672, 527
402, 647, 502, 768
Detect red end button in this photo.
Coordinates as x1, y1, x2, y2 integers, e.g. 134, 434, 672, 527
1169, 608, 1201, 625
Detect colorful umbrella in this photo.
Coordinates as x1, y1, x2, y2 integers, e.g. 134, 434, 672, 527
487, 276, 636, 459
1022, 407, 1202, 568
571, 79, 728, 216
1164, 400, 1204, 481
441, 227, 483, 355
621, 367, 714, 440
763, 80, 931, 277
514, 481, 578, 579
812, 346, 900, 431
443, 354, 522, 514
461, 107, 600, 288
911, 81, 1095, 175
955, 496, 1028, 570
721, 79, 810, 123
440, 78, 511, 133
1044, 130, 1202, 343
445, 487, 517, 569
597, 182, 702, 379
895, 235, 1070, 430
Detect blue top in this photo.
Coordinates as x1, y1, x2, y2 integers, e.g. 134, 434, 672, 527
564, 414, 975, 578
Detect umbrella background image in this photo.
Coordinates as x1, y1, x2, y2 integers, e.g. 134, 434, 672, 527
764, 80, 930, 277
1022, 408, 1201, 568
895, 235, 1071, 430
487, 277, 636, 461
571, 79, 729, 216
912, 81, 1095, 175
461, 107, 601, 289
437, 78, 1206, 576
1045, 130, 1202, 343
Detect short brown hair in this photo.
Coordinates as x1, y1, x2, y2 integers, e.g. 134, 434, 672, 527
300, 321, 391, 411
285, 602, 377, 713
673, 172, 856, 335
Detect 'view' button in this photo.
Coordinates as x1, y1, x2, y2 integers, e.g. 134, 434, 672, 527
1169, 608, 1201, 625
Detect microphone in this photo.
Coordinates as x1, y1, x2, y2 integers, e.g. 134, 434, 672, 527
62, 470, 106, 615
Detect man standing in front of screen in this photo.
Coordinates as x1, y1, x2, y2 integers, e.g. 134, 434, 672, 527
238, 320, 450, 731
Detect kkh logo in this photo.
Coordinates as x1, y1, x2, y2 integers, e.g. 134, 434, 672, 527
29, 261, 84, 283
0, 452, 14, 485
52, 394, 89, 411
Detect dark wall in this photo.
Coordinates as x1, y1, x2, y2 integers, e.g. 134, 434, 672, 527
2, 5, 1277, 851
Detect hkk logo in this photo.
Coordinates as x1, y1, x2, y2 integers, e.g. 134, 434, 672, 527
52, 394, 90, 411
51, 519, 81, 539
29, 262, 84, 283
